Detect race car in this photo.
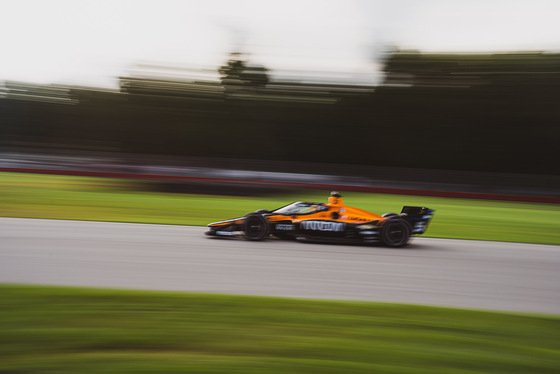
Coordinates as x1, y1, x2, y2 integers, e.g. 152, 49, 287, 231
205, 192, 434, 247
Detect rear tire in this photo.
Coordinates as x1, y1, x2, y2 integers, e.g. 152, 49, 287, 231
380, 218, 411, 247
242, 214, 270, 241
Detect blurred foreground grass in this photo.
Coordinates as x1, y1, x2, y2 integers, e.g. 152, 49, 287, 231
0, 172, 559, 244
1, 285, 559, 374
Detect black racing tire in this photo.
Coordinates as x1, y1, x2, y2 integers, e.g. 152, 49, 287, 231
242, 214, 270, 241
380, 218, 411, 247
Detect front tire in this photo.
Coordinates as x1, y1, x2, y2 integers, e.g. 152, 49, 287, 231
380, 218, 411, 247
242, 214, 270, 241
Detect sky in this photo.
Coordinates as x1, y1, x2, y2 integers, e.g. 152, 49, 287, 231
1, 0, 559, 88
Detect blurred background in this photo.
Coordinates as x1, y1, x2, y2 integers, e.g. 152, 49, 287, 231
1, 0, 559, 197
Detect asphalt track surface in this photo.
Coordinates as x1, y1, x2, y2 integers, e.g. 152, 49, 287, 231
1, 217, 559, 314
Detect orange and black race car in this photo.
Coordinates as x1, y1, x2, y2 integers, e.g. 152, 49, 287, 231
206, 192, 434, 247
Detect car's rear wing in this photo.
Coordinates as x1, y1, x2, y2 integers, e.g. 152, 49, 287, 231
400, 206, 435, 235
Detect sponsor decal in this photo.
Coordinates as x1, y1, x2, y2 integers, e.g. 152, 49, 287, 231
350, 217, 369, 221
413, 222, 427, 233
275, 224, 295, 231
216, 231, 235, 236
301, 221, 346, 232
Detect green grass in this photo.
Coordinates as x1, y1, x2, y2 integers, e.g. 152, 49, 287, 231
1, 285, 559, 373
1, 172, 559, 244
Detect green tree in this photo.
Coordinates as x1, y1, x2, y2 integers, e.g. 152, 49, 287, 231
219, 52, 269, 93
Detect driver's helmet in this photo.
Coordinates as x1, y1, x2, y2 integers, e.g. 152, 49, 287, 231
328, 191, 342, 205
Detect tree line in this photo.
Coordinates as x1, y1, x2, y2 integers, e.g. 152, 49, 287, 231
1, 51, 559, 175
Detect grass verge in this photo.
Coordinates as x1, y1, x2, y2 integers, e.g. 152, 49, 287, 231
1, 172, 559, 244
1, 284, 559, 374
